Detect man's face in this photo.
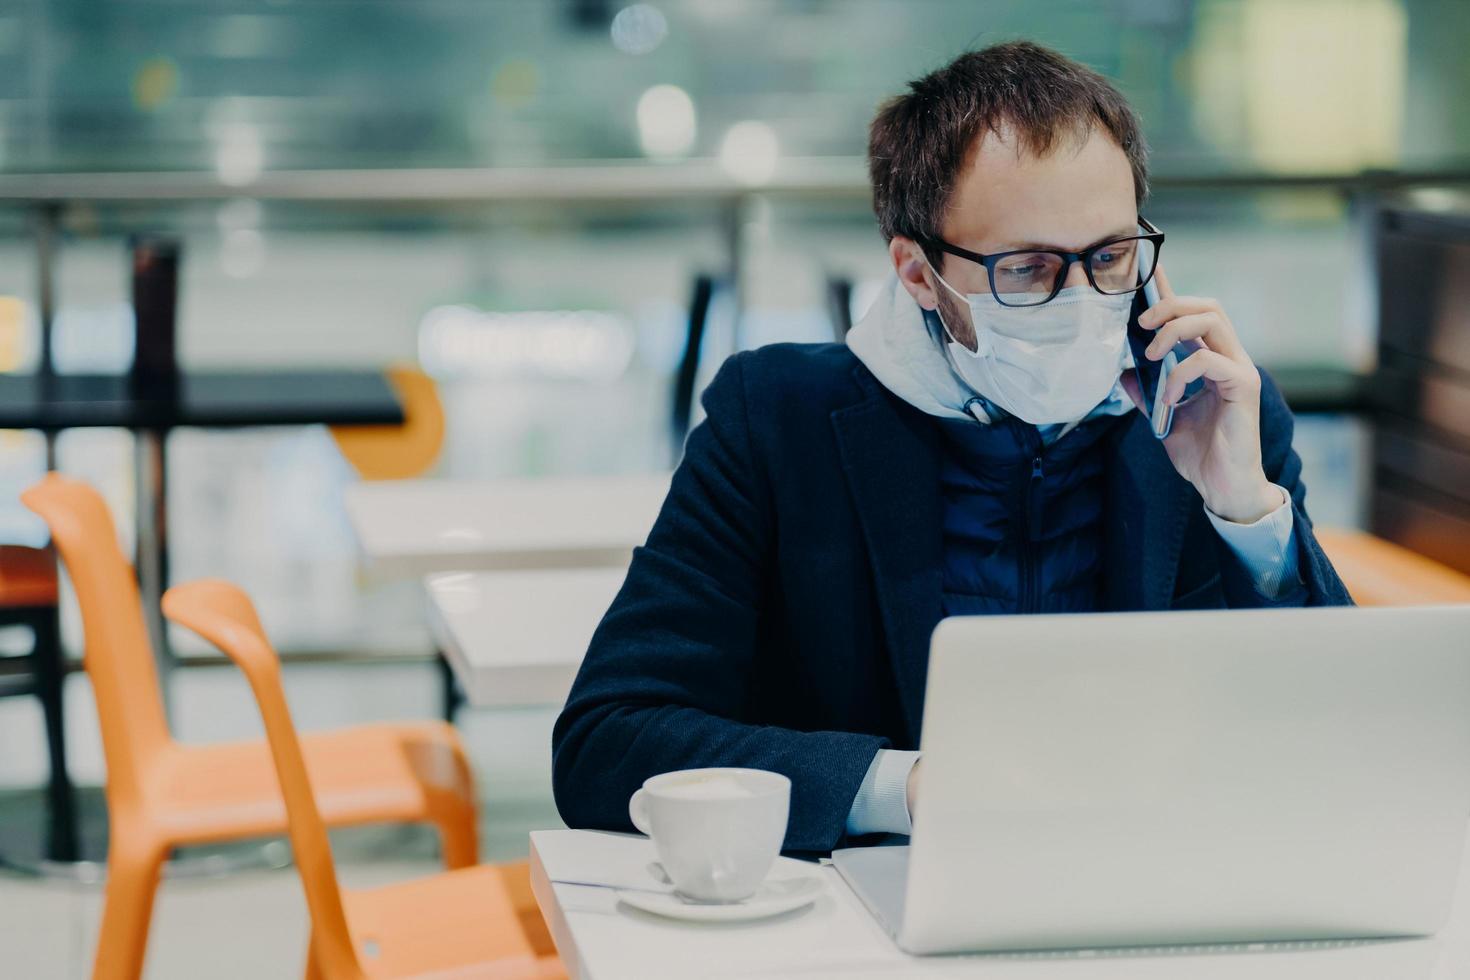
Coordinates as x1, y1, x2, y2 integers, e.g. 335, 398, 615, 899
892, 123, 1139, 351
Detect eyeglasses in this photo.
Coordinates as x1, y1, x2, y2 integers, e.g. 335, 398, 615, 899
923, 217, 1165, 308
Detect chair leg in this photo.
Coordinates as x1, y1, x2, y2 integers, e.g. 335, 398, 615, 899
30, 605, 78, 862
402, 722, 480, 869
434, 798, 479, 870
92, 841, 166, 980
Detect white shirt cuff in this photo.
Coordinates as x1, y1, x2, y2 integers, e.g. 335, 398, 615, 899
845, 748, 920, 837
1204, 483, 1298, 599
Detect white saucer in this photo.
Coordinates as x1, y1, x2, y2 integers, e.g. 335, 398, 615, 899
616, 874, 823, 922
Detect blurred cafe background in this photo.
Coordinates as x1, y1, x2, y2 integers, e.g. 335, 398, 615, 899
1, 0, 1468, 976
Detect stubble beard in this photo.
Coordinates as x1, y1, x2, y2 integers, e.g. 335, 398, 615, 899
934, 283, 978, 353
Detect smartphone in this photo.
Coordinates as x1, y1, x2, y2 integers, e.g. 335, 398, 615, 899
1127, 276, 1204, 439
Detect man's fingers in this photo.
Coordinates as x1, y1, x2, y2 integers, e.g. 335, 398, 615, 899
1140, 303, 1246, 362
1137, 295, 1223, 329
1164, 348, 1260, 404
1144, 312, 1215, 358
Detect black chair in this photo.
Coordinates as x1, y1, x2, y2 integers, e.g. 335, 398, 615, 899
669, 273, 717, 462
0, 544, 77, 862
1370, 207, 1470, 575
826, 274, 855, 340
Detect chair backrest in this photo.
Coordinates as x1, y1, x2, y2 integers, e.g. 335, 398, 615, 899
1316, 526, 1470, 606
330, 363, 445, 481
0, 544, 60, 609
161, 578, 363, 979
21, 474, 170, 808
1371, 208, 1470, 576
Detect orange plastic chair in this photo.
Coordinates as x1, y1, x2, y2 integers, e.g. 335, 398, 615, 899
331, 364, 446, 481
21, 474, 481, 980
1316, 527, 1470, 606
163, 579, 565, 980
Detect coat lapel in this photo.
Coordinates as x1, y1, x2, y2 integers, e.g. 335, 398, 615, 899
830, 370, 943, 744
1104, 413, 1197, 611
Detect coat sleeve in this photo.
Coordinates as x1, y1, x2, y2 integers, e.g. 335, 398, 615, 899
551, 352, 888, 853
1215, 369, 1355, 609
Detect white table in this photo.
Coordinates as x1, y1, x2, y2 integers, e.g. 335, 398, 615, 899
344, 473, 670, 579
528, 829, 1470, 980
424, 568, 628, 707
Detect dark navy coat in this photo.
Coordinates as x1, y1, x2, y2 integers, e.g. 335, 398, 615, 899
551, 343, 1352, 853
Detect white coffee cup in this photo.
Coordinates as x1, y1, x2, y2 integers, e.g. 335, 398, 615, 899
628, 767, 791, 903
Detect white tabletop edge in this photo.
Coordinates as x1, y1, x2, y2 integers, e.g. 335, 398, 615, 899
530, 836, 593, 980
361, 545, 639, 580
528, 828, 1467, 980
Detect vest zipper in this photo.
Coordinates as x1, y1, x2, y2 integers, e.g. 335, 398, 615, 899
1005, 419, 1046, 614
1021, 454, 1044, 611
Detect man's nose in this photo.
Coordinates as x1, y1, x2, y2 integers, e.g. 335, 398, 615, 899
1062, 260, 1090, 290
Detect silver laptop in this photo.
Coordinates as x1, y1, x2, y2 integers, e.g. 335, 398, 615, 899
833, 606, 1470, 955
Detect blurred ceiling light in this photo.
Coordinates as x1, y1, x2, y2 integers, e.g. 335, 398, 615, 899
611, 4, 668, 55
636, 84, 696, 159
215, 197, 262, 232
214, 123, 264, 187
491, 59, 540, 109
718, 120, 779, 187
132, 57, 179, 111
1193, 0, 1405, 173
417, 305, 635, 381
220, 228, 266, 279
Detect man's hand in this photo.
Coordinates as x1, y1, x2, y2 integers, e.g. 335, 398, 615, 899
1121, 264, 1281, 524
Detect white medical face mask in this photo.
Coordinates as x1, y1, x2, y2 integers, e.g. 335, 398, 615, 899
929, 264, 1133, 425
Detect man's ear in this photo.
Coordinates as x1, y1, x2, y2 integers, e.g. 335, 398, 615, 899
890, 236, 939, 311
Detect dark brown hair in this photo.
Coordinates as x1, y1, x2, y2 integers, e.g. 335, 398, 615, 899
868, 41, 1149, 262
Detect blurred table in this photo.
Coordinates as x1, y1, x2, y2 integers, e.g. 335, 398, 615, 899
529, 828, 1470, 980
0, 370, 404, 430
345, 473, 669, 579
424, 568, 625, 707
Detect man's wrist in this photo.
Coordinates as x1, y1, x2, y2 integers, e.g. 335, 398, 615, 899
1206, 478, 1284, 525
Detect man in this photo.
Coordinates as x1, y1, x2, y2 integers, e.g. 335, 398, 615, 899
552, 41, 1351, 853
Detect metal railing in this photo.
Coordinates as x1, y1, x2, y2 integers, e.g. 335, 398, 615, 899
0, 158, 1467, 203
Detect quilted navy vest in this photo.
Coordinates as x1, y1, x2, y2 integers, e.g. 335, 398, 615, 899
935, 412, 1119, 616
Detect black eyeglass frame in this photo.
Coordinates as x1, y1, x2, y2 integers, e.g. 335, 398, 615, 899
923, 216, 1165, 308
